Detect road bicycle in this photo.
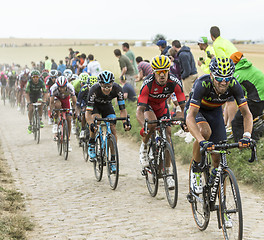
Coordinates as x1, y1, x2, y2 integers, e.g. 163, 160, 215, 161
75, 110, 90, 161
187, 140, 257, 240
20, 92, 26, 115
53, 108, 74, 160
31, 102, 43, 144
142, 118, 180, 208
93, 115, 130, 190
1, 86, 6, 105
9, 87, 16, 108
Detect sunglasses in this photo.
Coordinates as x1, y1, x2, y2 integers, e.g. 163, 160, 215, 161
32, 76, 39, 79
213, 75, 232, 82
154, 69, 169, 75
100, 83, 113, 89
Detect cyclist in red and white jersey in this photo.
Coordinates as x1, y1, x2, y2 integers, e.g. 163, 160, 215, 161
136, 55, 186, 175
50, 76, 76, 151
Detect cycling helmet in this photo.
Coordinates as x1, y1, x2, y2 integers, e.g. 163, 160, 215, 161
151, 55, 171, 70
57, 70, 62, 76
209, 57, 235, 77
79, 72, 89, 83
70, 74, 79, 81
31, 70, 40, 76
63, 69, 73, 79
87, 76, 98, 87
41, 71, 49, 79
56, 76, 68, 87
24, 69, 30, 74
42, 69, 49, 73
50, 69, 58, 78
97, 70, 115, 84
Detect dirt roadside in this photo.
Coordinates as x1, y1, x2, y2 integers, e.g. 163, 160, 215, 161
0, 102, 263, 240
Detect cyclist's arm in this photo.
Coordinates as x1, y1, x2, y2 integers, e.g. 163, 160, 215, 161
71, 95, 77, 109
186, 105, 205, 143
240, 103, 253, 135
50, 96, 55, 113
136, 105, 146, 128
25, 92, 31, 104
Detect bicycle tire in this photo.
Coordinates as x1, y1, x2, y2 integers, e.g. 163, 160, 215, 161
145, 136, 158, 197
62, 120, 69, 160
82, 141, 89, 162
219, 168, 243, 240
20, 96, 26, 115
93, 133, 103, 181
3, 89, 5, 106
106, 133, 119, 190
10, 90, 16, 107
188, 159, 210, 230
57, 123, 62, 156
163, 142, 178, 208
33, 109, 40, 144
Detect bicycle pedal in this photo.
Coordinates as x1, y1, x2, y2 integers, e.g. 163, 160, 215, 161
187, 193, 195, 203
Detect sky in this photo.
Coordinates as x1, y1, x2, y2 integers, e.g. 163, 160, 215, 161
1, 0, 264, 41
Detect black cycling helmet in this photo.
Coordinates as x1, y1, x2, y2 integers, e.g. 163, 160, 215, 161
209, 57, 235, 77
97, 70, 115, 84
31, 70, 40, 77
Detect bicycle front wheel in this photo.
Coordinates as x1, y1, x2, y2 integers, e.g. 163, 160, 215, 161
57, 124, 62, 155
62, 120, 69, 160
163, 142, 178, 208
93, 134, 103, 181
35, 110, 40, 144
219, 168, 243, 240
145, 136, 158, 197
106, 134, 119, 190
188, 159, 210, 231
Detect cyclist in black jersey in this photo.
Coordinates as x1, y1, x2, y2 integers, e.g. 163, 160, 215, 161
185, 57, 253, 196
85, 70, 131, 160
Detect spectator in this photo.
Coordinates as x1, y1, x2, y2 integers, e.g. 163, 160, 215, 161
76, 53, 87, 74
57, 60, 66, 74
230, 51, 264, 141
31, 61, 37, 70
85, 54, 102, 76
51, 59, 58, 70
135, 56, 153, 82
44, 56, 52, 71
70, 52, 79, 73
69, 48, 74, 59
39, 61, 45, 72
120, 76, 137, 102
114, 49, 135, 89
156, 40, 171, 56
210, 26, 238, 58
122, 42, 138, 75
168, 48, 181, 79
172, 40, 198, 98
197, 37, 215, 74
65, 57, 71, 69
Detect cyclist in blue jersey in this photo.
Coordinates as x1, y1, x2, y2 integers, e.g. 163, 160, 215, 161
85, 70, 131, 160
185, 57, 253, 196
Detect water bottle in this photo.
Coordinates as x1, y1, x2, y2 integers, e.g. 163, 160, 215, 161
208, 168, 218, 186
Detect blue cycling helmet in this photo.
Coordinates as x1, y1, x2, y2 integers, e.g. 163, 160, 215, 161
97, 70, 115, 84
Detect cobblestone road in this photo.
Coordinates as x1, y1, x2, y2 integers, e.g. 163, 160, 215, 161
0, 103, 263, 240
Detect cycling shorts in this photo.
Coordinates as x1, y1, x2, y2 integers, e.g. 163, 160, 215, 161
30, 93, 42, 103
145, 101, 170, 121
92, 103, 116, 123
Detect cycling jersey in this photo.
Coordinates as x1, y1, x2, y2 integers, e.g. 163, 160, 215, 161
137, 73, 186, 118
18, 73, 29, 89
8, 75, 17, 87
25, 79, 47, 102
77, 84, 89, 108
71, 79, 83, 95
45, 77, 56, 91
50, 83, 75, 99
86, 83, 125, 112
189, 74, 247, 111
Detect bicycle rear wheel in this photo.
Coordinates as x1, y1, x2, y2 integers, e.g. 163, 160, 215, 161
106, 134, 119, 190
219, 168, 243, 240
188, 159, 210, 230
145, 136, 158, 197
62, 120, 69, 160
34, 110, 40, 144
163, 142, 178, 208
20, 95, 26, 114
10, 89, 16, 107
93, 134, 103, 181
57, 123, 62, 155
3, 88, 6, 106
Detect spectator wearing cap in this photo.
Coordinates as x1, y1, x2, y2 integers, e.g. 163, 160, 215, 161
156, 40, 171, 56
230, 51, 264, 141
197, 37, 215, 74
135, 56, 153, 82
76, 53, 87, 74
85, 54, 102, 76
172, 40, 198, 98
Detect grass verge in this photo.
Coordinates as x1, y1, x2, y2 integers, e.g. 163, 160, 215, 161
0, 148, 34, 239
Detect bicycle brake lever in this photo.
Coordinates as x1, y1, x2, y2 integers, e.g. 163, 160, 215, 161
249, 140, 257, 163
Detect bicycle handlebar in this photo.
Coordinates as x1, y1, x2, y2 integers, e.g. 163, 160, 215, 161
144, 118, 184, 134
94, 114, 130, 123
199, 140, 257, 169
